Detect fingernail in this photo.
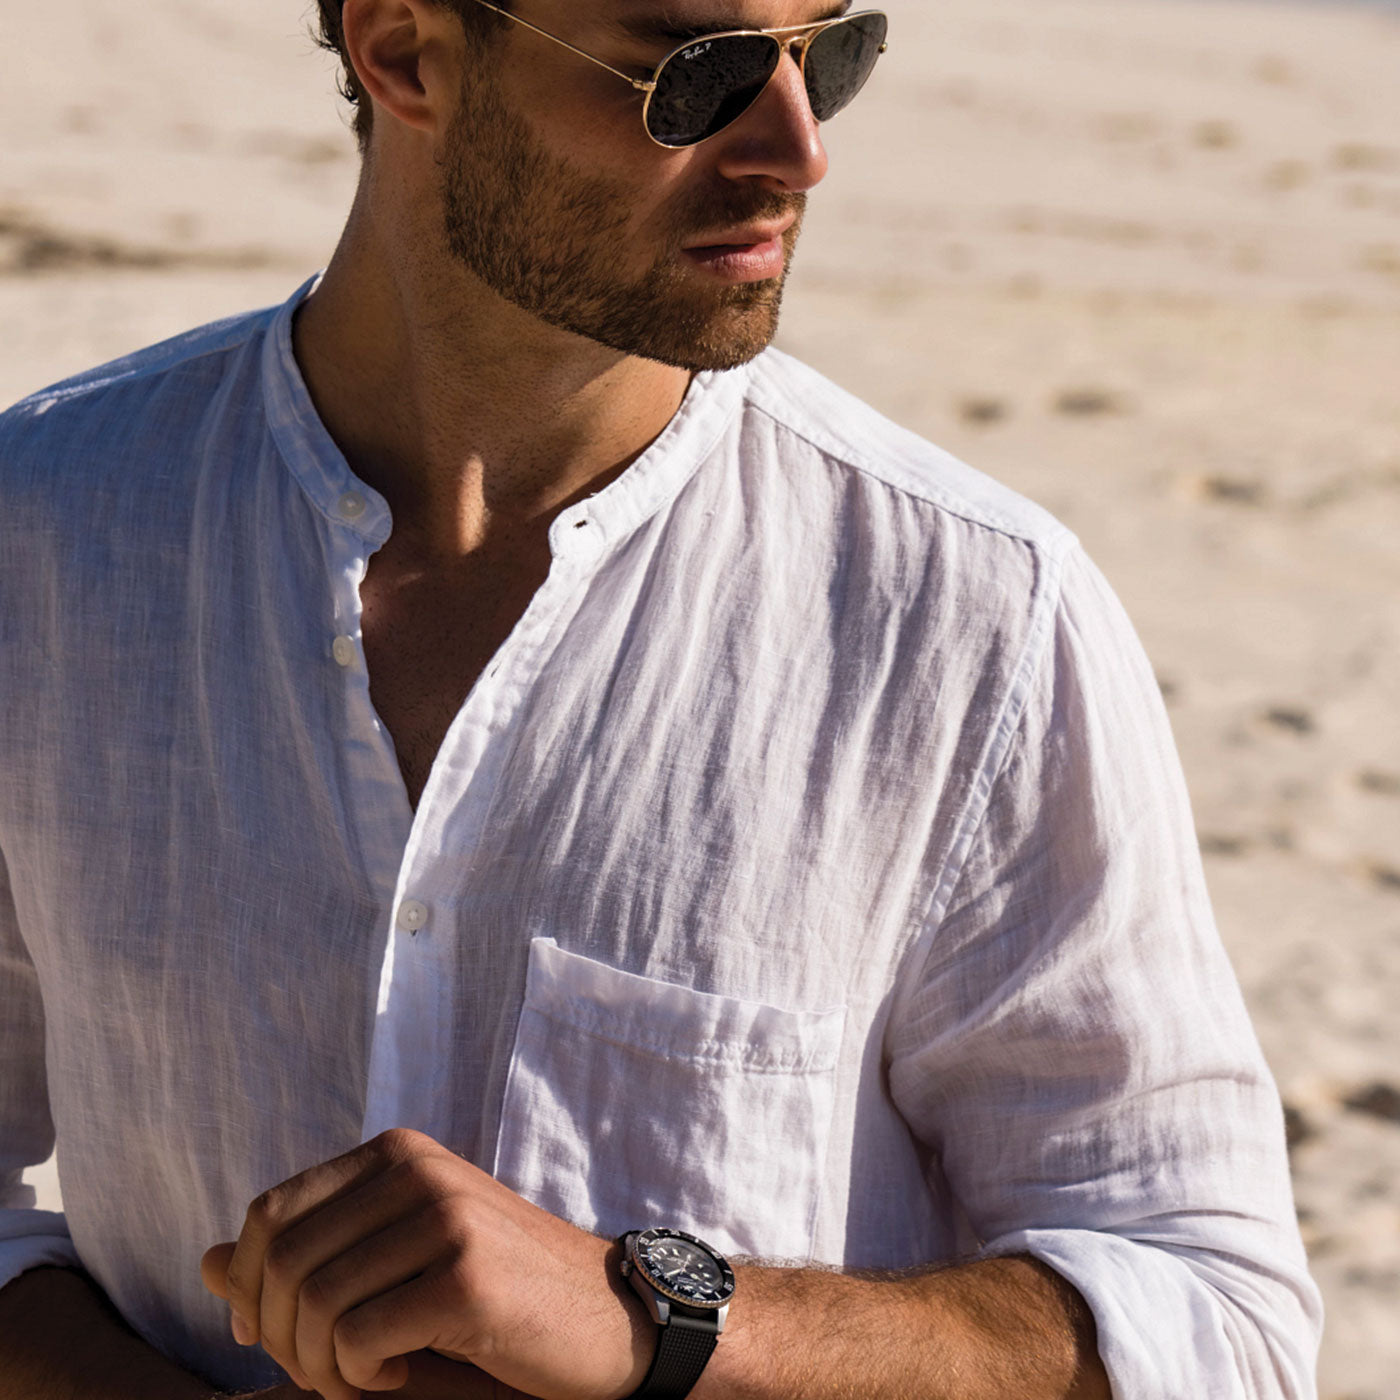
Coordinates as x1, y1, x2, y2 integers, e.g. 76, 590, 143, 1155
230, 1311, 255, 1346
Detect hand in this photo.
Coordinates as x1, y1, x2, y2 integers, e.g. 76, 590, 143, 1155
398, 1351, 538, 1399
227, 1351, 534, 1399
200, 1130, 649, 1400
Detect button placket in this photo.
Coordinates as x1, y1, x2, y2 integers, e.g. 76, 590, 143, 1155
396, 898, 428, 934
338, 490, 367, 522
551, 510, 607, 567
325, 511, 409, 903
328, 489, 381, 681
363, 503, 610, 1144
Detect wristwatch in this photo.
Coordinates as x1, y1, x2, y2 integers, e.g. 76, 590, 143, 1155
618, 1227, 736, 1399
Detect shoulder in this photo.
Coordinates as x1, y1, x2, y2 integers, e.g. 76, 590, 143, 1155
0, 303, 278, 489
741, 348, 1077, 559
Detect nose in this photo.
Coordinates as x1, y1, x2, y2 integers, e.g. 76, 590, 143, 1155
710, 47, 829, 193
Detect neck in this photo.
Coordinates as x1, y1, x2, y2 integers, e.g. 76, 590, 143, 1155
293, 172, 692, 561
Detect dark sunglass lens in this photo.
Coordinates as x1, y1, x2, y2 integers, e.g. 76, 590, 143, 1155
803, 11, 888, 123
648, 34, 781, 147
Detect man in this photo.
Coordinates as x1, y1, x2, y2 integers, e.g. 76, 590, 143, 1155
0, 1, 1320, 1397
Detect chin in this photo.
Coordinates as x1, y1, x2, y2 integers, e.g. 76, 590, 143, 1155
664, 338, 777, 373
518, 265, 787, 373
625, 291, 787, 373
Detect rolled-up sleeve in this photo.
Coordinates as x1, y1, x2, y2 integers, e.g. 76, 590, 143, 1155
0, 843, 80, 1291
887, 546, 1322, 1398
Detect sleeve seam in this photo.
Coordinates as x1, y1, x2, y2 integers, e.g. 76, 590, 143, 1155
887, 539, 1076, 1028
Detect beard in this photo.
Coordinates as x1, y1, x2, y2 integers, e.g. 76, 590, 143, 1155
439, 71, 805, 372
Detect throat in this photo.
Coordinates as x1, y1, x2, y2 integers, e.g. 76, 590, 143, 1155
358, 534, 553, 809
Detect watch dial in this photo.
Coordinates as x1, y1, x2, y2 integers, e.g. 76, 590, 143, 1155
639, 1233, 732, 1305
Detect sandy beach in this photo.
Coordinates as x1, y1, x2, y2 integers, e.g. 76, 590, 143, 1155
6, 1, 1399, 1394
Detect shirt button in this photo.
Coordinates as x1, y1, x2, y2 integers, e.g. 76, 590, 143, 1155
332, 635, 356, 668
338, 491, 367, 521
397, 899, 428, 933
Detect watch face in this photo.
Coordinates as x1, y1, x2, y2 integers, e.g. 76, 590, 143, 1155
634, 1228, 736, 1308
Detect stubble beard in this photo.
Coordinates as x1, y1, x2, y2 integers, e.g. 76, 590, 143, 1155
440, 74, 805, 373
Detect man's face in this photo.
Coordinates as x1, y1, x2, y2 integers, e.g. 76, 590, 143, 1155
439, 1, 835, 372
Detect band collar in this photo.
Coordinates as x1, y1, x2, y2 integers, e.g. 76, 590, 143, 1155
262, 275, 753, 557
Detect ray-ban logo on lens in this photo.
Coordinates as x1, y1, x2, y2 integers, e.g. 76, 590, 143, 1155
683, 42, 713, 60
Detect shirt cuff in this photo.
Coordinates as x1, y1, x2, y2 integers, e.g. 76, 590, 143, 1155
981, 1226, 1322, 1400
0, 1208, 83, 1295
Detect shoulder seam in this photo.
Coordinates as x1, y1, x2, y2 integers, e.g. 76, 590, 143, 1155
9, 320, 265, 414
886, 537, 1078, 1026
743, 383, 1074, 554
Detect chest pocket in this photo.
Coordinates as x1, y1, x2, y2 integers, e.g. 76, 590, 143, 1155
492, 937, 846, 1260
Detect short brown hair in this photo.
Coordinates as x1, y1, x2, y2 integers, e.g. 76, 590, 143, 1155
312, 0, 510, 151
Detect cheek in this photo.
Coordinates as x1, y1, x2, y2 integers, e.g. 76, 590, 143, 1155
515, 58, 652, 152
588, 149, 714, 249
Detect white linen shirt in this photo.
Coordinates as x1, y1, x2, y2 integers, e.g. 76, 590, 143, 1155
0, 280, 1320, 1397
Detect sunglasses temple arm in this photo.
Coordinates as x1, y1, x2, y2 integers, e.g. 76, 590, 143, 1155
471, 0, 657, 93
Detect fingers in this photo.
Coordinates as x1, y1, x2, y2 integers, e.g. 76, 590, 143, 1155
401, 1351, 498, 1399
399, 1351, 533, 1399
261, 1164, 442, 1387
222, 1131, 434, 1383
331, 1266, 475, 1391
292, 1207, 462, 1397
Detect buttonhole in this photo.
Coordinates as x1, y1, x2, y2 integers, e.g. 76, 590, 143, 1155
575, 519, 588, 529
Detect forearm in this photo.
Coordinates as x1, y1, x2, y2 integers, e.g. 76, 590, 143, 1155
694, 1254, 1109, 1400
0, 1266, 269, 1400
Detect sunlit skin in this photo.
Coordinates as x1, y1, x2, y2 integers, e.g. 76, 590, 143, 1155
200, 6, 833, 1397
289, 0, 836, 808
295, 0, 834, 560
196, 6, 1112, 1399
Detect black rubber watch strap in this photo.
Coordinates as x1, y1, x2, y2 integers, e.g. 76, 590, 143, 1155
632, 1311, 719, 1399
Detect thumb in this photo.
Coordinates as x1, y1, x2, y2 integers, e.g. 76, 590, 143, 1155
200, 1240, 237, 1299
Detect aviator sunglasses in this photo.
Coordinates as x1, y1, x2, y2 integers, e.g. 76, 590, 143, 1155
468, 2, 890, 148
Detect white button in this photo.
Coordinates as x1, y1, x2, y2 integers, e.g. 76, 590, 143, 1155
397, 899, 428, 933
338, 491, 367, 521
332, 635, 356, 668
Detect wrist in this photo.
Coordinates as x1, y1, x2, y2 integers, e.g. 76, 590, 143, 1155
603, 1235, 657, 1399
687, 1263, 782, 1400
687, 1265, 883, 1400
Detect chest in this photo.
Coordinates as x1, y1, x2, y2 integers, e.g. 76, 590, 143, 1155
359, 537, 552, 808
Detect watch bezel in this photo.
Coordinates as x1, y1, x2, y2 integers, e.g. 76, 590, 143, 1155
629, 1227, 736, 1310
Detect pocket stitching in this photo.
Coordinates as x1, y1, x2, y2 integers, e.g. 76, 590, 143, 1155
527, 1000, 841, 1073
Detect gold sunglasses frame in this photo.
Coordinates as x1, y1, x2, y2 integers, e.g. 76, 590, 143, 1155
467, 1, 890, 148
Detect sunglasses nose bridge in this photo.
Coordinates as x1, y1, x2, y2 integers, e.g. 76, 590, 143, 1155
781, 29, 817, 69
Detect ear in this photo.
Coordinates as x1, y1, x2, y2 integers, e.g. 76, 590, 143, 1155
341, 0, 463, 137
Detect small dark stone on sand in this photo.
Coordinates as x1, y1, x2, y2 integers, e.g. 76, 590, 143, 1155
1199, 833, 1250, 857
1283, 1104, 1315, 1151
1358, 770, 1400, 797
1052, 388, 1127, 417
1342, 1082, 1400, 1124
1200, 475, 1266, 505
1366, 863, 1400, 894
958, 397, 1009, 426
1262, 706, 1315, 735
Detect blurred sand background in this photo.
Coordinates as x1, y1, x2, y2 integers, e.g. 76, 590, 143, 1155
6, 0, 1398, 1394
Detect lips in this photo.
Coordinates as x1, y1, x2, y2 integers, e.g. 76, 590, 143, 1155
680, 236, 789, 283
682, 219, 795, 254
